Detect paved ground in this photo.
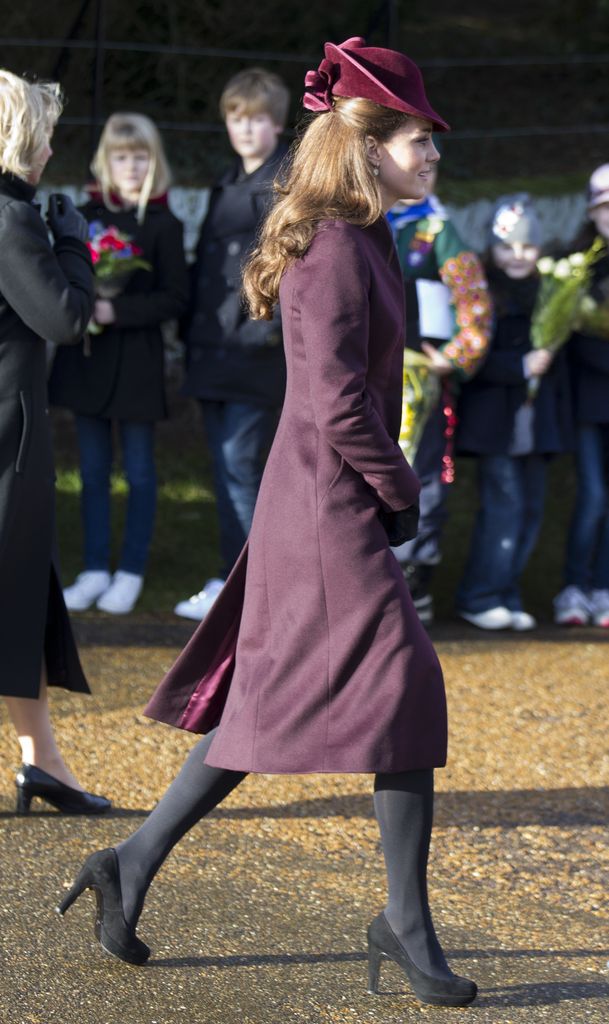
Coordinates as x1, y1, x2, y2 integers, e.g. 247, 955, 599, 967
0, 621, 608, 1024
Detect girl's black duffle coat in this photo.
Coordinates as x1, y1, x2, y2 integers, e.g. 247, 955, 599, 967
49, 196, 189, 421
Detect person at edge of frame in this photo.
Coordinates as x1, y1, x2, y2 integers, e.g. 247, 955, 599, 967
0, 69, 110, 815
553, 164, 609, 629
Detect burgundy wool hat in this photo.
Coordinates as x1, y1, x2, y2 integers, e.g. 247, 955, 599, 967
303, 36, 449, 132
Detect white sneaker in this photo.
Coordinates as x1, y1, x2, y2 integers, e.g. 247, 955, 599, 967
553, 585, 591, 626
588, 589, 609, 628
510, 610, 537, 631
96, 571, 143, 614
459, 606, 513, 630
63, 571, 111, 611
174, 578, 224, 621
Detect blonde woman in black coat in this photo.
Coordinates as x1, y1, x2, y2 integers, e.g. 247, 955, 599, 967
0, 69, 110, 814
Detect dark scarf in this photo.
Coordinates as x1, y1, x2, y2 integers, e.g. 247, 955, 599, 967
0, 170, 37, 204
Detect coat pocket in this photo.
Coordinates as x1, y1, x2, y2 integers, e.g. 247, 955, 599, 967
15, 390, 31, 474
317, 454, 346, 508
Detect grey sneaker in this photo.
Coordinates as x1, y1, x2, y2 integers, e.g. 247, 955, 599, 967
458, 606, 512, 630
173, 578, 225, 621
96, 571, 143, 614
63, 571, 111, 611
412, 592, 434, 627
553, 585, 591, 626
510, 610, 537, 631
588, 589, 609, 628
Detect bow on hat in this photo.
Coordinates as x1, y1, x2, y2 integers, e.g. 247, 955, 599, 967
303, 37, 364, 113
303, 57, 338, 112
302, 36, 449, 131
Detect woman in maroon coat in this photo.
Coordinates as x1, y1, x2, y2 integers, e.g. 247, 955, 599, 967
60, 39, 477, 1008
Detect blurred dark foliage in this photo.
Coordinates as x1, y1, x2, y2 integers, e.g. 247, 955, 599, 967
1, 0, 609, 186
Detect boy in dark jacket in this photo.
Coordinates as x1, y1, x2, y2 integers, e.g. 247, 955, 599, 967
175, 69, 290, 620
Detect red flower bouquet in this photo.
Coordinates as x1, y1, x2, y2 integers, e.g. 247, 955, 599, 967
86, 222, 151, 344
87, 221, 151, 282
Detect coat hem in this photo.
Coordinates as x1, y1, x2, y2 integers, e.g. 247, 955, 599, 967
203, 755, 448, 774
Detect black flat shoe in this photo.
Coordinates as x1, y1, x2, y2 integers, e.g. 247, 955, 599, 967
15, 764, 111, 815
367, 912, 477, 1007
57, 848, 150, 966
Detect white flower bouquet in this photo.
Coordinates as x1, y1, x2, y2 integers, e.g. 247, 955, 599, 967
528, 235, 606, 396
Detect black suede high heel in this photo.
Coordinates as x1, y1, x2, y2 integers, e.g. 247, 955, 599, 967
57, 848, 150, 966
15, 764, 111, 815
367, 912, 477, 1007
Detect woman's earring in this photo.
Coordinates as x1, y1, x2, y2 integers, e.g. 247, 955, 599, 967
372, 165, 380, 177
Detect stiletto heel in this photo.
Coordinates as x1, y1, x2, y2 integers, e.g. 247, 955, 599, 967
15, 786, 32, 815
57, 848, 150, 966
366, 913, 477, 1007
15, 764, 111, 815
57, 871, 88, 916
367, 937, 384, 994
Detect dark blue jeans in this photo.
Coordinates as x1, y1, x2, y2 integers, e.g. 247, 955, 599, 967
75, 416, 157, 576
201, 400, 279, 577
565, 423, 609, 589
457, 454, 548, 613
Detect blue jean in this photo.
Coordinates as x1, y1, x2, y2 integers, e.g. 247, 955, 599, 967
75, 416, 157, 575
457, 454, 548, 613
201, 400, 279, 577
565, 423, 609, 589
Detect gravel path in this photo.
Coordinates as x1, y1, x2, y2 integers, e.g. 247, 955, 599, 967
0, 625, 607, 1023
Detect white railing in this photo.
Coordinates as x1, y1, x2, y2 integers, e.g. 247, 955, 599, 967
37, 185, 587, 256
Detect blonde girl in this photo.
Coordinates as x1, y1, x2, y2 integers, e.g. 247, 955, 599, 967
49, 113, 188, 614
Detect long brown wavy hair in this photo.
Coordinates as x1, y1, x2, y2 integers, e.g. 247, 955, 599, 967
242, 97, 411, 320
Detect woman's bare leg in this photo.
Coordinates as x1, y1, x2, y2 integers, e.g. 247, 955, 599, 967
4, 668, 84, 790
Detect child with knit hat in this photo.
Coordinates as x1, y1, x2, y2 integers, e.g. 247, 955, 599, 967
456, 194, 573, 630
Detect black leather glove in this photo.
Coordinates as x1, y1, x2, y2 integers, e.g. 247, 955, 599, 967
47, 193, 89, 244
378, 504, 420, 547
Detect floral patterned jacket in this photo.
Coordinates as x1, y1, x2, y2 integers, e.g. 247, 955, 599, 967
394, 203, 492, 381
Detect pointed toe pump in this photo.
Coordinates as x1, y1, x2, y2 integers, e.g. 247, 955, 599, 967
15, 764, 111, 815
57, 848, 150, 966
367, 913, 477, 1008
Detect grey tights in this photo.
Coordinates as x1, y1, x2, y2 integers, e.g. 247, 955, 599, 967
116, 736, 448, 977
374, 769, 451, 978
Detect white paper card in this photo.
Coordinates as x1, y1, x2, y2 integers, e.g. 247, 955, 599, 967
416, 279, 454, 341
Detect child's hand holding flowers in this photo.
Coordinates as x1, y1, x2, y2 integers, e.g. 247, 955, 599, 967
85, 222, 151, 343
528, 236, 606, 396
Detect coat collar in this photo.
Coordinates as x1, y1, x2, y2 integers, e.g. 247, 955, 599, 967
0, 171, 37, 204
84, 185, 169, 210
218, 141, 289, 188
